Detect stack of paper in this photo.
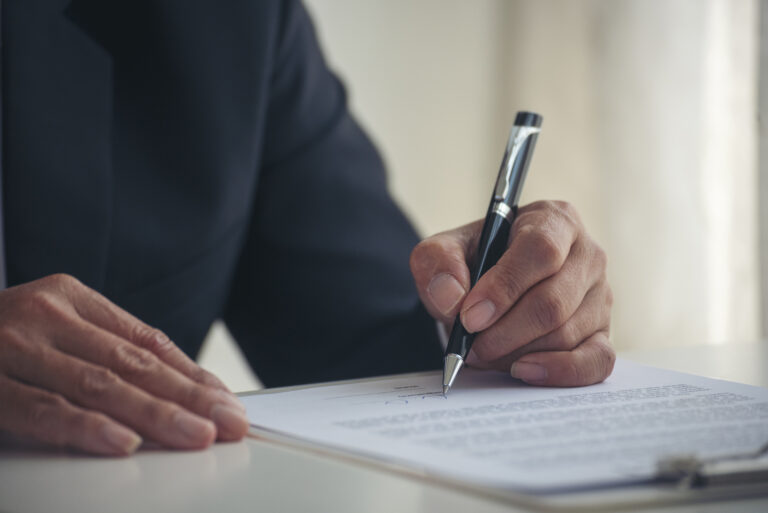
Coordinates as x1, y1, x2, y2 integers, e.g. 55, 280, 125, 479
243, 359, 768, 492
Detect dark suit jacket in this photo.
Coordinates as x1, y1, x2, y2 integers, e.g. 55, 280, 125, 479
3, 0, 442, 386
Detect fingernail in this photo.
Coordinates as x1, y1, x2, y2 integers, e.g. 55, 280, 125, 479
427, 273, 466, 316
511, 362, 548, 383
174, 410, 216, 444
211, 404, 249, 440
216, 390, 246, 413
461, 300, 496, 332
101, 423, 142, 454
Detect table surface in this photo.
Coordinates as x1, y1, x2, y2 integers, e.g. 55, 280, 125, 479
1, 343, 767, 513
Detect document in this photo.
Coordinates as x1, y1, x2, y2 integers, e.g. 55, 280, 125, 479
242, 359, 768, 492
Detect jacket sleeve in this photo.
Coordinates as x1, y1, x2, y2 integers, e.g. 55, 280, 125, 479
222, 0, 443, 387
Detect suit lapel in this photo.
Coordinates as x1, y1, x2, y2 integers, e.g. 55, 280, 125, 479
4, 0, 113, 291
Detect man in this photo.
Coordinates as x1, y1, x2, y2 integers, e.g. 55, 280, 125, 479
0, 0, 613, 456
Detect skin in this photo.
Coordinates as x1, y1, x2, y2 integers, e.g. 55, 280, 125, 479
0, 200, 611, 456
410, 200, 615, 386
0, 274, 250, 456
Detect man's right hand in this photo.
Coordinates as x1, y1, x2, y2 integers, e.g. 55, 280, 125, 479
0, 274, 249, 456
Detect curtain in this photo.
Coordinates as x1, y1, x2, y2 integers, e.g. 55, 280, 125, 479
305, 0, 761, 350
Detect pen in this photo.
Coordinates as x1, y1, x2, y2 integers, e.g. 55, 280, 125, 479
442, 111, 542, 395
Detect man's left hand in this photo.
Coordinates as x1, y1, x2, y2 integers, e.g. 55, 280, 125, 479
410, 200, 614, 386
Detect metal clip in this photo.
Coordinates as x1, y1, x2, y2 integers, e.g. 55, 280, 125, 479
493, 125, 541, 203
656, 441, 768, 488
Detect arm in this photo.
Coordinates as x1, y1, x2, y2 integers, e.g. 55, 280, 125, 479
223, 1, 442, 387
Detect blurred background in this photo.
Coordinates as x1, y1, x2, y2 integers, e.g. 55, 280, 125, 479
199, 0, 766, 391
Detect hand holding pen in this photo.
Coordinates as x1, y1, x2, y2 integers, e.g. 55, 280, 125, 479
409, 111, 615, 391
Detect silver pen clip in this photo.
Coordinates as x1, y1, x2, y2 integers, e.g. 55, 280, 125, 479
493, 125, 541, 203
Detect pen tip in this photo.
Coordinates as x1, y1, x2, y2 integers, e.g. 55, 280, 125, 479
442, 353, 464, 397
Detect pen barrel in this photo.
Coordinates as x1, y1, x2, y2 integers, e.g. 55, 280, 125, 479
445, 110, 541, 362
445, 211, 512, 357
469, 209, 513, 286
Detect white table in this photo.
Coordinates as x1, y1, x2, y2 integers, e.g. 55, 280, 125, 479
1, 343, 767, 513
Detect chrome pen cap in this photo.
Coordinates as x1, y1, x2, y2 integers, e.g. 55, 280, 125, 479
492, 111, 543, 210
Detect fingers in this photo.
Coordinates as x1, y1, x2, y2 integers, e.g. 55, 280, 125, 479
50, 321, 248, 442
7, 343, 218, 449
0, 273, 248, 456
67, 283, 231, 393
410, 221, 480, 323
0, 375, 142, 456
470, 238, 604, 361
467, 280, 611, 369
521, 280, 613, 356
460, 201, 581, 333
411, 200, 615, 389
509, 331, 616, 386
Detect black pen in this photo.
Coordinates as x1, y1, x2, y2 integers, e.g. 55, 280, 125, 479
442, 111, 542, 395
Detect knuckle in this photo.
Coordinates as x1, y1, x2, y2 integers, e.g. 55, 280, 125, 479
604, 283, 614, 309
131, 324, 172, 354
541, 199, 561, 212
28, 393, 68, 422
410, 237, 437, 262
44, 273, 82, 291
0, 327, 33, 359
553, 199, 573, 215
409, 236, 458, 276
77, 366, 121, 399
0, 324, 18, 342
530, 292, 569, 332
141, 400, 170, 426
556, 321, 581, 349
24, 290, 68, 320
187, 366, 209, 385
409, 240, 431, 270
27, 394, 69, 443
112, 344, 160, 381
592, 244, 608, 271
66, 410, 93, 440
553, 200, 581, 225
521, 229, 564, 271
570, 337, 615, 386
526, 199, 552, 213
195, 367, 228, 391
191, 367, 218, 388
183, 383, 210, 410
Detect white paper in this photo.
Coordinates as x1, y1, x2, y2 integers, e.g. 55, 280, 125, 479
243, 359, 768, 492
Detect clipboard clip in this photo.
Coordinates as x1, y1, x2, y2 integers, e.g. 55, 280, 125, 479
655, 441, 768, 488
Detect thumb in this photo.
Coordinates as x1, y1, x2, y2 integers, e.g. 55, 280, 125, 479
409, 220, 481, 323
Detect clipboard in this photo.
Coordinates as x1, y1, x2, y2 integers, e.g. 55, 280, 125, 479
240, 369, 768, 512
